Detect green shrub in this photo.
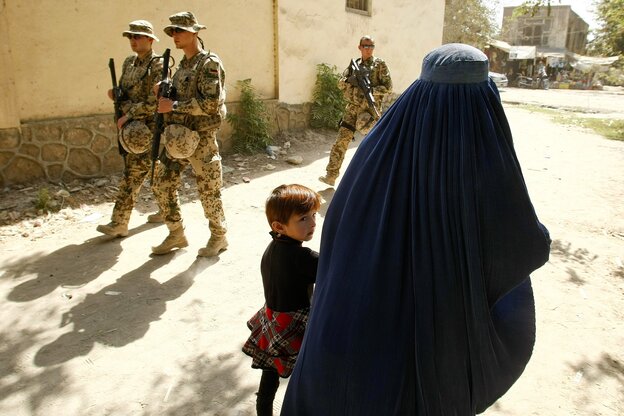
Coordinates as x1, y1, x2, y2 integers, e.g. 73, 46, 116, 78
227, 79, 272, 154
594, 64, 624, 86
34, 187, 51, 211
311, 63, 346, 130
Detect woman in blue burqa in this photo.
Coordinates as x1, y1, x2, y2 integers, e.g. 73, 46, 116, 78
281, 43, 551, 415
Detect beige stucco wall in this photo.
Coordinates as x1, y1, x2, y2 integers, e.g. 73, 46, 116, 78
278, 0, 445, 104
0, 1, 276, 128
1, 0, 444, 127
0, 0, 445, 187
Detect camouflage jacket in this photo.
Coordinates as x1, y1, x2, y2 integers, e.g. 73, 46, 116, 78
339, 56, 393, 105
119, 50, 163, 122
166, 50, 226, 132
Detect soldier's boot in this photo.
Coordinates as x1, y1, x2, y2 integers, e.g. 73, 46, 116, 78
147, 211, 164, 223
96, 222, 129, 238
318, 175, 336, 187
197, 235, 228, 257
152, 222, 188, 255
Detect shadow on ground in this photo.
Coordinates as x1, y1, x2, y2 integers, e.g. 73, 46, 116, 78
3, 224, 157, 302
33, 256, 215, 367
549, 239, 603, 287
148, 352, 257, 415
0, 324, 69, 414
567, 353, 624, 413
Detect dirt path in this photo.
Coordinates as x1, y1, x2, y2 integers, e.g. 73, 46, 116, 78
1, 90, 623, 415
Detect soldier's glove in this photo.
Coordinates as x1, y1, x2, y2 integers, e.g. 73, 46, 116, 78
346, 74, 359, 87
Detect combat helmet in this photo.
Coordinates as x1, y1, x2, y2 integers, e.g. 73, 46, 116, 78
164, 124, 200, 159
120, 121, 151, 154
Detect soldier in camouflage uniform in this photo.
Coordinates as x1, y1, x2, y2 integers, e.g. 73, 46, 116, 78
319, 36, 393, 187
97, 20, 168, 237
151, 11, 228, 257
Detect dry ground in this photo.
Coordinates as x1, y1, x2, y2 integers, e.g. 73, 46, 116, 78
0, 88, 623, 415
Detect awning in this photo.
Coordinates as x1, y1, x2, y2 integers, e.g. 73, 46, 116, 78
488, 39, 511, 53
567, 52, 620, 72
537, 52, 565, 59
508, 46, 536, 60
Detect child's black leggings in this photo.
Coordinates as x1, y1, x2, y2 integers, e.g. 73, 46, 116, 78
256, 369, 280, 416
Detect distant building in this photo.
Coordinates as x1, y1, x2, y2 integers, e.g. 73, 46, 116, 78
501, 5, 588, 54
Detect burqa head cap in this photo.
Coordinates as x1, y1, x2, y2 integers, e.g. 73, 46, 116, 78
420, 43, 489, 84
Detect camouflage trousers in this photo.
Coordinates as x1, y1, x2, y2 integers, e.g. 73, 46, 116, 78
324, 101, 380, 179
152, 129, 227, 237
110, 152, 157, 225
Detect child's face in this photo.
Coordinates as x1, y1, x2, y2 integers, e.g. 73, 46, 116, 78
276, 210, 318, 242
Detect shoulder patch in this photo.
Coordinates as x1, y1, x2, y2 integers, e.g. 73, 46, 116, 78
206, 60, 220, 75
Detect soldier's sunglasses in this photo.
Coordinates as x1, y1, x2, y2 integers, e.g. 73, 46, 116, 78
172, 27, 188, 34
361, 44, 375, 49
127, 34, 146, 40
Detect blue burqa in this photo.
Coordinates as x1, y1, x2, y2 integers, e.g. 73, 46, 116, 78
281, 44, 551, 415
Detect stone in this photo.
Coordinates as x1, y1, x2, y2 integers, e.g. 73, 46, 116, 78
4, 156, 46, 184
61, 171, 80, 183
275, 107, 291, 132
0, 151, 14, 168
67, 149, 100, 176
102, 148, 124, 173
41, 144, 66, 162
92, 134, 112, 153
47, 164, 64, 181
19, 144, 40, 158
31, 124, 62, 143
64, 128, 93, 146
0, 128, 21, 149
286, 155, 303, 165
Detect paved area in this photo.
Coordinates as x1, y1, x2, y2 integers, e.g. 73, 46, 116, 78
1, 87, 623, 415
500, 85, 624, 116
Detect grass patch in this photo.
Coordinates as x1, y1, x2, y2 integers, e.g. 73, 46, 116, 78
512, 103, 624, 141
34, 187, 51, 211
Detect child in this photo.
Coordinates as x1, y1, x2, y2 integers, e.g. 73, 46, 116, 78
242, 184, 321, 416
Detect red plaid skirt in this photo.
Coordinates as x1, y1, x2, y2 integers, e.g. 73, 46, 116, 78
242, 305, 309, 377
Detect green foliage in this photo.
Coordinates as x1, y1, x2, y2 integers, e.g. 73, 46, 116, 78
589, 0, 624, 57
34, 187, 51, 211
593, 62, 624, 86
310, 63, 346, 130
226, 79, 272, 154
443, 0, 497, 48
512, 0, 556, 18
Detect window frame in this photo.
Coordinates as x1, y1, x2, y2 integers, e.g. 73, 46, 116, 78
345, 0, 372, 17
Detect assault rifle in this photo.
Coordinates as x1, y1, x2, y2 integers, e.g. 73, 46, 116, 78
151, 48, 173, 182
108, 58, 128, 162
346, 59, 380, 119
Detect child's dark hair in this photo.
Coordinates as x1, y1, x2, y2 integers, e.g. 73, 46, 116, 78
266, 184, 321, 227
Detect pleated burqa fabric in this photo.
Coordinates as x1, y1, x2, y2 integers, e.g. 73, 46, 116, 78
281, 44, 551, 415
